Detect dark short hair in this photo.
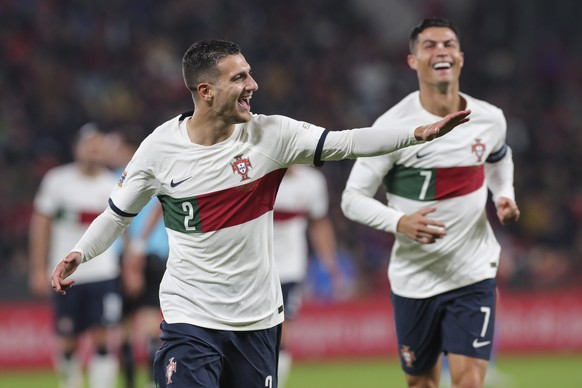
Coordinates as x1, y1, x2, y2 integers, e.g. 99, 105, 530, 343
409, 17, 460, 53
182, 40, 241, 92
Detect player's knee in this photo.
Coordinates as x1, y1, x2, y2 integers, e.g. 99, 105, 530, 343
405, 373, 439, 388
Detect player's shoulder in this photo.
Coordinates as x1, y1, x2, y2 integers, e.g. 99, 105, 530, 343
242, 114, 322, 147
43, 163, 77, 181
250, 113, 325, 132
149, 113, 186, 138
140, 112, 188, 150
462, 93, 504, 119
248, 113, 303, 129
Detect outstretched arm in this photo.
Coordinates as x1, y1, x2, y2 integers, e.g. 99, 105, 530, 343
323, 110, 471, 160
413, 109, 471, 141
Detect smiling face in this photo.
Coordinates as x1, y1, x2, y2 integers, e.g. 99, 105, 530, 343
407, 26, 464, 91
203, 53, 258, 124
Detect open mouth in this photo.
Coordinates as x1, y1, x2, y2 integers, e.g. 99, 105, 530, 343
238, 96, 251, 111
432, 62, 452, 70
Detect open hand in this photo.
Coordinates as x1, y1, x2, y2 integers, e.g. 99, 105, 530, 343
397, 207, 447, 244
51, 251, 82, 295
415, 109, 471, 141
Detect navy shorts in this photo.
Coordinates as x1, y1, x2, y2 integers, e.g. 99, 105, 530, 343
53, 278, 122, 336
153, 321, 282, 388
392, 278, 497, 375
281, 282, 302, 320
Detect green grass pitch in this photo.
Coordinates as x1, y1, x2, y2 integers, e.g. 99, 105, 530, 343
0, 355, 580, 387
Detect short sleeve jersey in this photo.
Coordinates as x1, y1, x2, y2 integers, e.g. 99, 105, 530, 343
34, 164, 120, 284
349, 91, 508, 298
109, 113, 326, 330
273, 166, 329, 283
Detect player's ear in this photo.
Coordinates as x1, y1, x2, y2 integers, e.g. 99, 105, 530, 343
407, 54, 418, 71
197, 82, 213, 102
459, 51, 464, 68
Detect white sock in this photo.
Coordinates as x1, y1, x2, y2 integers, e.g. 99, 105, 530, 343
57, 355, 82, 388
278, 350, 293, 388
88, 353, 119, 388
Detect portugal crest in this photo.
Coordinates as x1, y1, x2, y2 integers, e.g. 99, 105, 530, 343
231, 154, 253, 181
166, 357, 177, 384
400, 345, 416, 368
471, 138, 486, 162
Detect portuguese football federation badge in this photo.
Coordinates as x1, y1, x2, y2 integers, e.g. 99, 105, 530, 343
400, 345, 416, 368
166, 357, 177, 384
471, 138, 486, 162
231, 154, 253, 181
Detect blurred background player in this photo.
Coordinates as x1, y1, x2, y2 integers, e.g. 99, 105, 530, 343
273, 165, 340, 387
29, 123, 121, 388
104, 126, 169, 388
341, 17, 520, 388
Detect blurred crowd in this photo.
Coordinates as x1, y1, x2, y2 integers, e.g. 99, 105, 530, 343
1, 0, 581, 299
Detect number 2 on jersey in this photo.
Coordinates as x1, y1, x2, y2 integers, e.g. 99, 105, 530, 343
181, 201, 197, 231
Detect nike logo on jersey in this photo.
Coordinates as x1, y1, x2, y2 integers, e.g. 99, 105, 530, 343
170, 177, 192, 187
416, 151, 431, 159
472, 339, 491, 348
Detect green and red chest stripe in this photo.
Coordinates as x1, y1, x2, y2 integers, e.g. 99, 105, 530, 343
383, 164, 484, 201
158, 168, 287, 233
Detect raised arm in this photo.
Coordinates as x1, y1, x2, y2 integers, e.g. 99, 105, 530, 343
413, 109, 471, 141
322, 110, 471, 161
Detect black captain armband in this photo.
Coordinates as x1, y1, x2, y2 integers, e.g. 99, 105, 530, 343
108, 198, 138, 217
314, 129, 330, 167
486, 144, 508, 163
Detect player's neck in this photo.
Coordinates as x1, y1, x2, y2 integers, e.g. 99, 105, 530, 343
418, 84, 465, 118
187, 113, 235, 146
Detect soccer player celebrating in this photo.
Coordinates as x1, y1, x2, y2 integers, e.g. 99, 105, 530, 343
341, 17, 520, 388
51, 39, 470, 387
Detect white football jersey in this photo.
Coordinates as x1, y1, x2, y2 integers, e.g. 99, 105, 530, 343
344, 91, 511, 298
34, 164, 119, 284
109, 113, 327, 330
273, 166, 329, 283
